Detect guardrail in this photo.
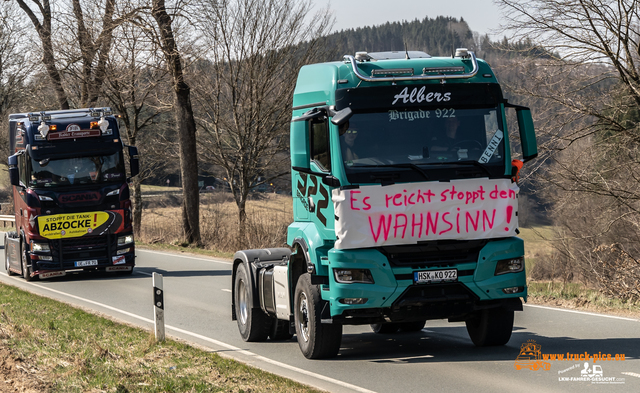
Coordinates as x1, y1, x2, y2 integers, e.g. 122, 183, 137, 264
0, 215, 15, 228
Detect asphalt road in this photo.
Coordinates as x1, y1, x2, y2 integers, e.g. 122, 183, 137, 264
0, 241, 639, 393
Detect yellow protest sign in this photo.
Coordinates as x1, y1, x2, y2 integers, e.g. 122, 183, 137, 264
38, 211, 110, 239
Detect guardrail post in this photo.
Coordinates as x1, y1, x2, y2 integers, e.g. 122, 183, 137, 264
153, 272, 165, 342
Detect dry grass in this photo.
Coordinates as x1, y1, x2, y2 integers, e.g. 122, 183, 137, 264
139, 192, 293, 253
0, 283, 321, 392
527, 281, 640, 318
518, 226, 556, 276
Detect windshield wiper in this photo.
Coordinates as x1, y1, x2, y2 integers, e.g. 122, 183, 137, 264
352, 163, 430, 180
420, 160, 493, 177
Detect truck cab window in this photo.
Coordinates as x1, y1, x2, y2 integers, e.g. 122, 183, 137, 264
19, 155, 28, 187
29, 153, 126, 188
310, 119, 331, 171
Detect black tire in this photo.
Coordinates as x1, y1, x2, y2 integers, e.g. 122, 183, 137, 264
398, 320, 426, 332
465, 307, 514, 346
370, 323, 400, 334
294, 274, 342, 359
269, 319, 293, 341
21, 240, 35, 282
234, 264, 270, 342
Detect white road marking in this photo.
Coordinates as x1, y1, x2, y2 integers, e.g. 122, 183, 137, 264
136, 249, 232, 265
524, 304, 639, 322
2, 273, 376, 393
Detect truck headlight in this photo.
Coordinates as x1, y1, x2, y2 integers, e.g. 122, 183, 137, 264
117, 235, 134, 245
30, 241, 50, 252
495, 257, 524, 275
333, 269, 374, 284
117, 247, 132, 255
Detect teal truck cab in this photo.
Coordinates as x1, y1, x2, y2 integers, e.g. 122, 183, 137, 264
232, 49, 537, 359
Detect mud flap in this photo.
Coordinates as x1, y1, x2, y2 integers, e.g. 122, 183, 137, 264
320, 301, 332, 323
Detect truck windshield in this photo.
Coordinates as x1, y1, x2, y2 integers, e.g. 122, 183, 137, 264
339, 107, 505, 178
29, 152, 126, 188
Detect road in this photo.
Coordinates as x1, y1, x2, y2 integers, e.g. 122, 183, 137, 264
0, 241, 638, 393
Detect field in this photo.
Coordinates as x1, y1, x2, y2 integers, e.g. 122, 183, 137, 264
139, 192, 293, 254
517, 226, 556, 276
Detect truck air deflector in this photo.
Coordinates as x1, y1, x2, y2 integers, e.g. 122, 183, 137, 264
343, 51, 479, 83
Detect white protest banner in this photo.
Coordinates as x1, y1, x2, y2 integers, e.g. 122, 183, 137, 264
333, 178, 519, 250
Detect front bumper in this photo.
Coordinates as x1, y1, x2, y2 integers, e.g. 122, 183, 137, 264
323, 237, 526, 324
29, 233, 135, 275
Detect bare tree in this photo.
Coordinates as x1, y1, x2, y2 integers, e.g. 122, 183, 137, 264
103, 19, 171, 237
0, 2, 36, 178
497, 0, 640, 299
151, 0, 201, 245
69, 0, 139, 107
16, 0, 70, 109
0, 3, 34, 116
193, 0, 332, 244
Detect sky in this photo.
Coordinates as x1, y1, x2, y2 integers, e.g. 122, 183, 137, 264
329, 0, 507, 39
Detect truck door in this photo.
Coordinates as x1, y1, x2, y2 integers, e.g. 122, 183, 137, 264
304, 118, 334, 231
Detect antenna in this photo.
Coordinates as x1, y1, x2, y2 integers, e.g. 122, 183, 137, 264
404, 41, 410, 59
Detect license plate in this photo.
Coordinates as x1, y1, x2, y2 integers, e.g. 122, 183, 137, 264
75, 259, 98, 267
414, 269, 458, 284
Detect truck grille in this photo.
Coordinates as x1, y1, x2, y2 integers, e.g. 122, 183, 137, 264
379, 239, 487, 268
38, 235, 115, 269
387, 283, 479, 321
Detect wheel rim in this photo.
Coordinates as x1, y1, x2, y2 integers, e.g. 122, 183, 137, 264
237, 279, 248, 325
297, 291, 310, 342
21, 244, 28, 275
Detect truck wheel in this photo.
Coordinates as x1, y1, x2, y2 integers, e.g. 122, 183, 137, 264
294, 274, 342, 359
398, 320, 426, 332
21, 241, 35, 282
370, 323, 399, 334
269, 319, 293, 341
234, 264, 270, 342
465, 307, 514, 346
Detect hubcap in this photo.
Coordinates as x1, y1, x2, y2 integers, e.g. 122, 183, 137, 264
238, 279, 248, 325
297, 292, 310, 342
21, 245, 28, 274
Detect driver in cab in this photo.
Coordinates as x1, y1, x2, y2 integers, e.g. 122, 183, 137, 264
340, 122, 359, 162
431, 116, 460, 152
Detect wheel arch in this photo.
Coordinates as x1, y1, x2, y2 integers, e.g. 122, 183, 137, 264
289, 238, 311, 311
231, 248, 292, 321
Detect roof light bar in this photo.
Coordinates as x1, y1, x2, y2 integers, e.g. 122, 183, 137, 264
423, 67, 465, 74
371, 68, 414, 77
344, 49, 479, 82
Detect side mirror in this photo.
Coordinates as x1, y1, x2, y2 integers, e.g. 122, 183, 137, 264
290, 119, 310, 170
330, 107, 353, 126
127, 145, 140, 177
322, 175, 341, 188
8, 154, 19, 186
515, 107, 538, 162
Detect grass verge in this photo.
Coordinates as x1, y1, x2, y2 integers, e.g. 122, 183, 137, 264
0, 283, 320, 392
527, 281, 640, 318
